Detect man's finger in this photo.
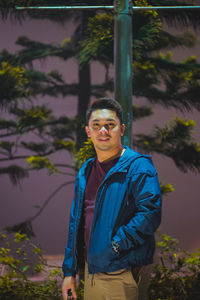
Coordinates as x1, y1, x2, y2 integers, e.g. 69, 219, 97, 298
62, 287, 69, 300
71, 286, 77, 299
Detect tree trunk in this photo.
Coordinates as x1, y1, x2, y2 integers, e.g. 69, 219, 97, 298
76, 62, 91, 149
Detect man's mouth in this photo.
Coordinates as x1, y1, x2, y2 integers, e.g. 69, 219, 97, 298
98, 137, 110, 142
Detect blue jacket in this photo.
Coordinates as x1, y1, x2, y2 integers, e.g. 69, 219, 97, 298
62, 146, 162, 277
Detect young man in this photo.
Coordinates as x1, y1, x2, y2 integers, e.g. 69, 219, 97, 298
62, 98, 162, 300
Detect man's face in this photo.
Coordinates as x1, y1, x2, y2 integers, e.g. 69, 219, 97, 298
85, 109, 125, 152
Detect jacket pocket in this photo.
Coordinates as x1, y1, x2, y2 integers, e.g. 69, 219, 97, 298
90, 244, 119, 269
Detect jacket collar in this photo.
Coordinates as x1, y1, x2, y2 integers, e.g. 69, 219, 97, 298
80, 146, 150, 179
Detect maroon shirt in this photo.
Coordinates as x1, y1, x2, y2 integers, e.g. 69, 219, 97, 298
84, 157, 119, 260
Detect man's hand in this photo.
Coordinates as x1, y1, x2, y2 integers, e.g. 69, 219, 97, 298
62, 276, 77, 300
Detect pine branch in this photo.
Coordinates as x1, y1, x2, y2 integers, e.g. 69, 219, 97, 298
15, 36, 75, 64
133, 117, 200, 173
0, 150, 55, 162
0, 118, 16, 129
132, 55, 200, 111
0, 165, 28, 184
148, 30, 197, 52
132, 104, 153, 121
149, 0, 200, 29
0, 0, 76, 23
5, 220, 35, 237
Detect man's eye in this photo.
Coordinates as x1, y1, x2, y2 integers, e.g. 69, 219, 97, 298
108, 123, 115, 128
92, 124, 99, 128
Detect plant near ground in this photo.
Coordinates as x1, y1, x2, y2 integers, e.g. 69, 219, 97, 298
0, 231, 84, 299
0, 231, 62, 299
148, 233, 200, 300
1, 230, 200, 300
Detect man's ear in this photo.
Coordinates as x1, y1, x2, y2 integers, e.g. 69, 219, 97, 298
85, 126, 91, 137
121, 124, 125, 136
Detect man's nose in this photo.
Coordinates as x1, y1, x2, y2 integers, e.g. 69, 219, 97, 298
99, 125, 109, 133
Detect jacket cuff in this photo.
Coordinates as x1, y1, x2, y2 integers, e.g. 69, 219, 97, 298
111, 240, 120, 254
112, 234, 137, 252
63, 272, 76, 278
62, 268, 76, 278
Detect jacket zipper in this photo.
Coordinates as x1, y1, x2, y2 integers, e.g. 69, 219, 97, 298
88, 170, 127, 273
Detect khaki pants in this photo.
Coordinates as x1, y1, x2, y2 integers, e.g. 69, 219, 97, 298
84, 264, 143, 300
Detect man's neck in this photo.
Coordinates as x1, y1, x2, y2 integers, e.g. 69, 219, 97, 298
96, 146, 125, 163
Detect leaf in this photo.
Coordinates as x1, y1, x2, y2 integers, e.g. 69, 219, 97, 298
0, 61, 29, 108
53, 139, 76, 153
160, 183, 175, 196
26, 156, 58, 173
21, 141, 50, 154
75, 138, 96, 169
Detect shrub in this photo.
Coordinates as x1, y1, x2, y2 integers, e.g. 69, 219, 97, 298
0, 231, 84, 300
0, 231, 63, 299
148, 233, 200, 300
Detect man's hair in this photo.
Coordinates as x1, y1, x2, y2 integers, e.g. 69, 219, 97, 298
86, 98, 124, 125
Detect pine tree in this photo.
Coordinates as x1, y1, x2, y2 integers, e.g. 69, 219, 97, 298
0, 0, 200, 236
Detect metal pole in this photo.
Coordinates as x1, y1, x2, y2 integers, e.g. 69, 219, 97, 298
132, 6, 200, 10
16, 6, 114, 10
16, 6, 200, 10
114, 0, 133, 147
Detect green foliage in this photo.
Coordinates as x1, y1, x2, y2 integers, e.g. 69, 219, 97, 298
1, 230, 200, 300
149, 234, 200, 300
0, 231, 44, 280
0, 230, 84, 300
0, 65, 77, 183
133, 52, 200, 111
132, 2, 162, 59
160, 183, 175, 196
132, 104, 153, 121
26, 156, 58, 173
75, 138, 96, 170
134, 116, 200, 173
76, 276, 84, 300
0, 62, 29, 107
0, 118, 16, 130
21, 141, 50, 155
53, 139, 76, 154
153, 52, 200, 111
5, 220, 35, 237
78, 1, 161, 65
0, 141, 14, 154
77, 4, 200, 115
0, 277, 62, 300
78, 13, 114, 65
18, 105, 52, 130
47, 69, 65, 84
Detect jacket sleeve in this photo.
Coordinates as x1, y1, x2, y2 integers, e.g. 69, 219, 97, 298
112, 158, 162, 252
62, 178, 78, 277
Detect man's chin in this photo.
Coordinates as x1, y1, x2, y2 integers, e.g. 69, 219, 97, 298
96, 144, 111, 151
